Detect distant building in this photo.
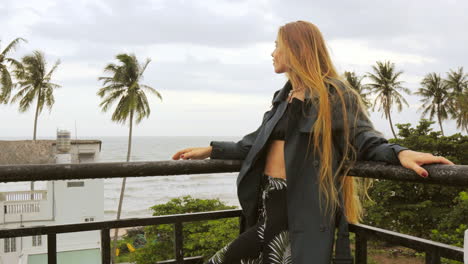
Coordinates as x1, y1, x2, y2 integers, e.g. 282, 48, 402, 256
0, 136, 103, 264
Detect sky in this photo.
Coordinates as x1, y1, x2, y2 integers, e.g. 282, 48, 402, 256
1, 0, 467, 139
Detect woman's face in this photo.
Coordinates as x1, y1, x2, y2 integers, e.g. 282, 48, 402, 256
271, 36, 288, 74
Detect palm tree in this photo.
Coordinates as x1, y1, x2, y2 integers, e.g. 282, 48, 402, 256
451, 90, 468, 132
0, 37, 27, 103
415, 73, 450, 136
445, 67, 467, 94
97, 53, 162, 261
444, 67, 468, 132
12, 50, 61, 140
11, 50, 60, 193
343, 71, 371, 108
366, 61, 411, 139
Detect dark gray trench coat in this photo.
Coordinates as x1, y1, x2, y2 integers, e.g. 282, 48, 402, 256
209, 80, 408, 264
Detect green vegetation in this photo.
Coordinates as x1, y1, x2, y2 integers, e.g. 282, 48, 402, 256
117, 196, 239, 264
363, 119, 468, 248
343, 71, 371, 108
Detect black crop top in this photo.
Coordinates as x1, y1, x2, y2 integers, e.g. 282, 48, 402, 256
269, 97, 305, 140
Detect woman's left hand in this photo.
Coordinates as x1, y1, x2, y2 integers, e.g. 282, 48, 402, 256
397, 150, 454, 178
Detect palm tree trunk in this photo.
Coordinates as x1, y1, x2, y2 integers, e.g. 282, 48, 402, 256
33, 89, 41, 141
31, 89, 42, 192
111, 111, 133, 263
387, 106, 397, 139
438, 111, 445, 136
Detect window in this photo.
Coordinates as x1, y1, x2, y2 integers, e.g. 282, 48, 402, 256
78, 153, 95, 163
4, 237, 16, 253
32, 235, 42, 247
67, 181, 84, 187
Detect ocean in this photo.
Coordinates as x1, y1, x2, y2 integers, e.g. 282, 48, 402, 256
0, 136, 243, 220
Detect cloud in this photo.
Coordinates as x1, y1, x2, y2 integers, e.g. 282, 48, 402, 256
24, 0, 276, 47
1, 0, 466, 138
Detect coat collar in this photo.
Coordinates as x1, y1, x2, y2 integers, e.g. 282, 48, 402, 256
272, 80, 313, 106
270, 80, 319, 133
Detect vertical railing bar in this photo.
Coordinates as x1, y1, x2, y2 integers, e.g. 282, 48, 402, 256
101, 228, 111, 264
47, 233, 57, 264
425, 248, 441, 264
355, 231, 367, 264
174, 221, 183, 263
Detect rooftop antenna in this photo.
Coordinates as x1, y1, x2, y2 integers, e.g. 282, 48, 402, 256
75, 120, 80, 163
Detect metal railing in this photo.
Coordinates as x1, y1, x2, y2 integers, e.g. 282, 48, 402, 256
0, 160, 466, 264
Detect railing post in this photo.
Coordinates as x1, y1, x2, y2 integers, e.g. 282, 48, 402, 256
355, 232, 367, 264
47, 233, 57, 264
425, 249, 441, 264
174, 222, 184, 263
101, 229, 111, 264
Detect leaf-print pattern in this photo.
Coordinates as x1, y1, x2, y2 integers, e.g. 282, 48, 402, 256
206, 175, 289, 264
206, 241, 231, 264
257, 221, 265, 242
267, 177, 287, 192
268, 231, 292, 264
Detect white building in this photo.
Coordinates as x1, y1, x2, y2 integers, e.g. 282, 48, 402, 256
0, 138, 104, 264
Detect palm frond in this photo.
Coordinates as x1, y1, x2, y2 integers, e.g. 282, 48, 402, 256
139, 58, 151, 78
12, 50, 60, 116
0, 66, 13, 103
141, 84, 163, 101
98, 53, 159, 126
1, 38, 27, 57
44, 59, 61, 81
17, 88, 37, 112
5, 57, 24, 71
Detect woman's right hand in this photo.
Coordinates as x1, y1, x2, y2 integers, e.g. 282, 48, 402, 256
171, 146, 213, 160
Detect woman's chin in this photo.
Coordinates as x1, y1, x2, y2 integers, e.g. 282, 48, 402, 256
274, 68, 285, 74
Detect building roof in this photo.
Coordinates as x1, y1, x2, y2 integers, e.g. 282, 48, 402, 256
0, 140, 55, 165
0, 140, 102, 165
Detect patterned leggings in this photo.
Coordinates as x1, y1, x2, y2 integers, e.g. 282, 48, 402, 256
205, 174, 291, 264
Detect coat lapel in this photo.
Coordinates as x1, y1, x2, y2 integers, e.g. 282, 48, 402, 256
236, 80, 320, 186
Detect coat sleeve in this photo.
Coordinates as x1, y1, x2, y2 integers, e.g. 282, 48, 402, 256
209, 90, 280, 160
332, 89, 409, 166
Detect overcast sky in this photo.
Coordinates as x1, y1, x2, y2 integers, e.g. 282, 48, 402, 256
1, 0, 467, 139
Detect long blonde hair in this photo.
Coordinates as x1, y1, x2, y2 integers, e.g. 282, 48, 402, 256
278, 20, 372, 224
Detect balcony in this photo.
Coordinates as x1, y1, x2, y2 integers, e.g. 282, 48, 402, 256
0, 160, 466, 264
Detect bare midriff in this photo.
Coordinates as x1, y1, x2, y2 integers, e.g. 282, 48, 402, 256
263, 140, 287, 179
263, 95, 305, 180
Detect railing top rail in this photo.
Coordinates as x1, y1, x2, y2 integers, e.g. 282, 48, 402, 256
0, 160, 466, 186
0, 190, 47, 194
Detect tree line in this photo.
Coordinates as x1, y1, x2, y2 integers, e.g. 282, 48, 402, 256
343, 61, 467, 137
2, 38, 466, 144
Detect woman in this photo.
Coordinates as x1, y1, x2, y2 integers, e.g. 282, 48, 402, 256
172, 21, 454, 264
